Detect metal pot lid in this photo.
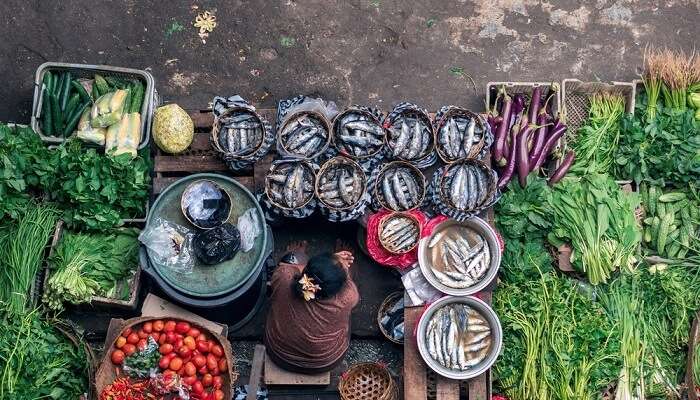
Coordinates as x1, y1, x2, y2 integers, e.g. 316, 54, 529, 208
146, 173, 267, 298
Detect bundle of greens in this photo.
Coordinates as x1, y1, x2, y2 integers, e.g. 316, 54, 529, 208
39, 139, 151, 230
0, 203, 59, 314
43, 228, 140, 311
0, 306, 89, 398
639, 184, 699, 259
569, 92, 625, 175
495, 176, 552, 242
547, 174, 641, 285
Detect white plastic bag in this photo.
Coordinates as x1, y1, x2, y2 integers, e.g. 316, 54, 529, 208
401, 264, 442, 306
237, 208, 262, 252
138, 218, 195, 273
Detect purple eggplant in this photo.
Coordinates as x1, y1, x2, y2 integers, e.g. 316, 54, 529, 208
493, 91, 512, 165
497, 123, 520, 189
532, 123, 567, 171
548, 151, 575, 186
527, 86, 542, 125
516, 122, 532, 188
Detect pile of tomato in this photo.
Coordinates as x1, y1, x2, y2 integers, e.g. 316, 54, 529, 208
110, 319, 227, 400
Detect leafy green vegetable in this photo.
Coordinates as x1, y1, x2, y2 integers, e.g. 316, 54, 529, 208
547, 174, 641, 285
43, 228, 140, 311
0, 307, 88, 398
613, 92, 700, 189
495, 177, 552, 242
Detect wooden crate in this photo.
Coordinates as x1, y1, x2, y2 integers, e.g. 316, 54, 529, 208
152, 108, 276, 196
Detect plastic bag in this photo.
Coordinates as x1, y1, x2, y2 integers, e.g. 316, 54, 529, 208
138, 218, 194, 274
237, 208, 262, 252
193, 223, 241, 265
123, 337, 160, 378
402, 265, 441, 306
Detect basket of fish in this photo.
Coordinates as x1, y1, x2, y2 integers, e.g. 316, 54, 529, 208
332, 105, 387, 167
211, 96, 274, 171
262, 159, 318, 219
377, 291, 405, 344
315, 156, 371, 222
418, 217, 501, 296
378, 212, 421, 254
429, 159, 499, 221
416, 296, 502, 380
433, 106, 492, 163
277, 111, 332, 159
384, 102, 436, 168
373, 161, 426, 212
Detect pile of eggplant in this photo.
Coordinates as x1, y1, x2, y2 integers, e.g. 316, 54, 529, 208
215, 109, 264, 156
376, 162, 425, 211
488, 85, 572, 189
435, 108, 488, 163
387, 110, 434, 162
379, 213, 420, 254
333, 109, 386, 158
440, 160, 496, 213
278, 112, 330, 158
316, 157, 366, 209
266, 161, 316, 209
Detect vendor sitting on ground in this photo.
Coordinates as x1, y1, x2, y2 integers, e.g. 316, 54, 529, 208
264, 240, 359, 374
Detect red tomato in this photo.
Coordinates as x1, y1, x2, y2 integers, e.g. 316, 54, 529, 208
153, 320, 164, 332
201, 373, 213, 387
111, 350, 125, 365
193, 354, 207, 368
183, 375, 197, 386
210, 366, 220, 376
214, 389, 225, 400
163, 369, 176, 379
198, 365, 209, 375
212, 376, 223, 389
184, 362, 197, 376
126, 332, 139, 345
187, 327, 201, 338
177, 366, 186, 376
165, 332, 177, 344
164, 320, 176, 333
150, 332, 160, 342
175, 339, 184, 349
206, 354, 218, 370
122, 344, 137, 356
218, 358, 227, 372
159, 343, 174, 355
169, 357, 183, 371
158, 334, 167, 345
115, 336, 127, 349
178, 346, 192, 358
143, 322, 153, 333
137, 329, 148, 339
196, 340, 210, 353
121, 327, 132, 338
175, 321, 191, 334
192, 381, 204, 395
184, 336, 196, 350
159, 355, 172, 369
137, 338, 148, 351
196, 333, 208, 342
211, 344, 224, 358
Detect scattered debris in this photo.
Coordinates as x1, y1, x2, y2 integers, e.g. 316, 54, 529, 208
164, 21, 184, 38
280, 36, 296, 48
194, 11, 217, 43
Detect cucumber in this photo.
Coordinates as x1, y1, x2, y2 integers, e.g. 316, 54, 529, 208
129, 81, 144, 113
41, 88, 53, 136
71, 80, 92, 103
91, 82, 100, 101
42, 71, 53, 93
64, 93, 80, 119
658, 192, 686, 202
105, 76, 128, 89
64, 102, 90, 136
60, 71, 72, 111
50, 94, 64, 136
94, 74, 110, 96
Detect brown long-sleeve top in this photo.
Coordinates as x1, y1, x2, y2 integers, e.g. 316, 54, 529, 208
264, 262, 360, 371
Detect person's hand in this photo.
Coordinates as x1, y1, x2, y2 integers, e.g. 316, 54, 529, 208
334, 250, 354, 269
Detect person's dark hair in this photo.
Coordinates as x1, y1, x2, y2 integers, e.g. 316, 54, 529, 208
292, 253, 347, 300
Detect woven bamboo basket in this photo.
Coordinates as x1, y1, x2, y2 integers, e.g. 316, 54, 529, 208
315, 156, 367, 211
438, 159, 497, 211
211, 106, 267, 157
374, 161, 426, 211
377, 291, 404, 344
384, 104, 435, 164
339, 362, 398, 400
54, 319, 98, 399
433, 107, 487, 163
264, 160, 317, 211
278, 110, 332, 159
332, 107, 387, 160
378, 212, 420, 254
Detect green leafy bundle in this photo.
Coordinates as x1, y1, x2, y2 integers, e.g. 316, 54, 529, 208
0, 307, 88, 399
39, 139, 151, 230
495, 177, 552, 242
547, 174, 641, 285
43, 228, 140, 311
613, 93, 700, 189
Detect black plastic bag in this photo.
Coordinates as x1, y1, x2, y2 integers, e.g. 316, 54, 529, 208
193, 223, 241, 265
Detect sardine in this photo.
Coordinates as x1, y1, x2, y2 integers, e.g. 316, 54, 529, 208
406, 122, 423, 159
393, 122, 410, 156
470, 331, 490, 344
450, 167, 467, 209
229, 113, 256, 123
427, 319, 438, 360
428, 230, 446, 248
269, 187, 283, 201
226, 128, 240, 153
284, 166, 302, 207
392, 172, 409, 210
399, 170, 419, 205
382, 175, 399, 210
338, 170, 355, 205
466, 167, 478, 210
448, 117, 460, 158
230, 121, 261, 130
240, 127, 249, 150
340, 135, 383, 147
345, 120, 384, 136
463, 118, 476, 157
456, 338, 468, 370
298, 136, 322, 156
468, 324, 491, 333
433, 310, 446, 366
286, 127, 316, 150
447, 309, 458, 367
267, 173, 288, 185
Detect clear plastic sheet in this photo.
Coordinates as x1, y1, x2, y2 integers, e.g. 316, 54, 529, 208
138, 218, 194, 274
237, 207, 262, 252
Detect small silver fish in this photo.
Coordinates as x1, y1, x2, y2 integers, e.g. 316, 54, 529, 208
393, 122, 411, 156
406, 122, 423, 159
392, 172, 410, 210
448, 118, 461, 158
428, 230, 446, 248
463, 118, 476, 157
345, 120, 384, 136
338, 170, 355, 206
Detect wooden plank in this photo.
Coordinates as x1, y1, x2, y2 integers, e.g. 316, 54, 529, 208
468, 373, 488, 400
247, 344, 266, 400
189, 132, 214, 150
264, 353, 330, 385
188, 110, 214, 130
154, 175, 255, 194
404, 306, 427, 400
154, 155, 228, 172
435, 376, 459, 400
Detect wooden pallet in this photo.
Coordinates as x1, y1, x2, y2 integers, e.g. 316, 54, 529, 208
152, 108, 276, 196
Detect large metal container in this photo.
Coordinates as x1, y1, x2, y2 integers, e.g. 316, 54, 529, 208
418, 217, 501, 296
416, 295, 502, 380
31, 62, 156, 149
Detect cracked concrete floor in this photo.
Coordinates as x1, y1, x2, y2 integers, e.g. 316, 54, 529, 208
1, 0, 698, 122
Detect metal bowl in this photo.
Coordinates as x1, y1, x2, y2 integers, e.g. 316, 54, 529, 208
416, 295, 502, 380
417, 217, 501, 296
